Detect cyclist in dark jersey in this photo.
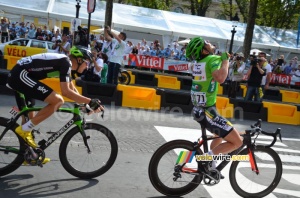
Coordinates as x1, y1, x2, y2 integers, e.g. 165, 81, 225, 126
186, 37, 243, 170
7, 46, 104, 164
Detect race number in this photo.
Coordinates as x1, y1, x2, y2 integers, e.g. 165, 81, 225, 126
191, 91, 206, 107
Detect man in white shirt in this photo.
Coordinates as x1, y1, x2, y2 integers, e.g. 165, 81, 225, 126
104, 25, 126, 84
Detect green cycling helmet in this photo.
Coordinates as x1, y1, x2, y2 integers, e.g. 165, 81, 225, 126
70, 45, 93, 61
186, 37, 205, 60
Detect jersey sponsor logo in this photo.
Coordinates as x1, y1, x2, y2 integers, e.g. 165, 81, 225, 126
208, 79, 216, 93
37, 86, 48, 94
191, 84, 202, 91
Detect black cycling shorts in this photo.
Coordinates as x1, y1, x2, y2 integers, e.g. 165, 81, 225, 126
7, 65, 53, 102
193, 105, 234, 138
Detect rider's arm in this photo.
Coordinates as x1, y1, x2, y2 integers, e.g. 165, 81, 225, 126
60, 81, 91, 104
212, 53, 229, 83
68, 80, 80, 94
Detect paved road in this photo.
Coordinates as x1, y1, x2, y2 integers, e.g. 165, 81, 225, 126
0, 94, 300, 198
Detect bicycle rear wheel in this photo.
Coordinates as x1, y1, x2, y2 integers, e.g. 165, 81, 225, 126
0, 117, 25, 177
148, 140, 203, 197
59, 123, 118, 179
229, 146, 282, 197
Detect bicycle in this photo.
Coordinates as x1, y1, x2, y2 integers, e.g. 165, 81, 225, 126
148, 119, 283, 197
118, 68, 131, 85
0, 93, 118, 179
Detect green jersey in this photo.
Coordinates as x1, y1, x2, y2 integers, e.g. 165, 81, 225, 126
191, 55, 221, 107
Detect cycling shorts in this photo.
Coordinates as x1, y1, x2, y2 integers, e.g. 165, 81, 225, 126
7, 65, 53, 102
193, 105, 234, 138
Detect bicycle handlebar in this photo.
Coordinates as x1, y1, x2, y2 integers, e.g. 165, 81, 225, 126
245, 119, 282, 148
75, 103, 105, 119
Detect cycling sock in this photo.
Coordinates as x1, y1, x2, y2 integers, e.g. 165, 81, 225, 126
22, 120, 35, 131
208, 150, 217, 169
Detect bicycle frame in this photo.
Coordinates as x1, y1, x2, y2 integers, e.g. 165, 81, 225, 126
0, 104, 88, 152
181, 125, 256, 174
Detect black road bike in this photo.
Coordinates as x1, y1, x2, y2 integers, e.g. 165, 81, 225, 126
0, 93, 118, 179
148, 119, 283, 197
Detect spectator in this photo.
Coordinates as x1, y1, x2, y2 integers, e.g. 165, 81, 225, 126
132, 45, 138, 54
259, 52, 272, 95
58, 34, 71, 55
51, 30, 61, 43
35, 27, 44, 40
27, 23, 36, 39
144, 47, 151, 56
149, 42, 154, 50
140, 45, 146, 55
16, 22, 29, 38
283, 61, 293, 75
244, 56, 266, 102
81, 49, 103, 82
99, 53, 108, 84
104, 25, 126, 84
295, 65, 300, 77
228, 52, 246, 98
0, 17, 10, 43
9, 22, 18, 40
124, 40, 133, 54
163, 44, 172, 58
42, 25, 51, 38
291, 56, 298, 69
94, 40, 103, 53
171, 42, 180, 59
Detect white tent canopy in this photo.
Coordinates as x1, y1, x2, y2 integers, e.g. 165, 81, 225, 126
0, 0, 299, 58
91, 28, 120, 35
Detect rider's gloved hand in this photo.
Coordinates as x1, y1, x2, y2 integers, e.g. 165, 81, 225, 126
86, 99, 102, 113
221, 52, 230, 61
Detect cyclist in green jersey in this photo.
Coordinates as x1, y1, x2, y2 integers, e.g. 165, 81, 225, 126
186, 37, 243, 170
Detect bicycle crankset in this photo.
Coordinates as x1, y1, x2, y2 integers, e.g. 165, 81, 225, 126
24, 147, 45, 167
203, 169, 221, 186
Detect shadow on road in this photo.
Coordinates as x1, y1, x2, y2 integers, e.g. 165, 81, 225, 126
0, 174, 99, 197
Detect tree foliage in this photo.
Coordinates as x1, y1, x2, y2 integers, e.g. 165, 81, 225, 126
221, 0, 300, 29
122, 0, 172, 10
181, 0, 212, 16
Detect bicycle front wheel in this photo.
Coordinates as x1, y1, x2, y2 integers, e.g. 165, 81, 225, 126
0, 117, 25, 177
148, 140, 203, 197
229, 146, 282, 197
59, 123, 118, 179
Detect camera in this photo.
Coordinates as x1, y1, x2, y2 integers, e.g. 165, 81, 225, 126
104, 25, 109, 29
251, 56, 262, 66
236, 56, 241, 61
56, 39, 62, 44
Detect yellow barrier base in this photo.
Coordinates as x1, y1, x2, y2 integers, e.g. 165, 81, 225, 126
263, 102, 300, 125
40, 78, 82, 102
280, 90, 300, 104
216, 96, 234, 118
117, 84, 161, 110
127, 70, 135, 84
155, 74, 181, 90
240, 84, 247, 97
217, 83, 223, 95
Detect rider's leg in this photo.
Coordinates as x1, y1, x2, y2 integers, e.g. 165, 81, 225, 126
211, 128, 243, 155
30, 91, 64, 125
16, 91, 64, 148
